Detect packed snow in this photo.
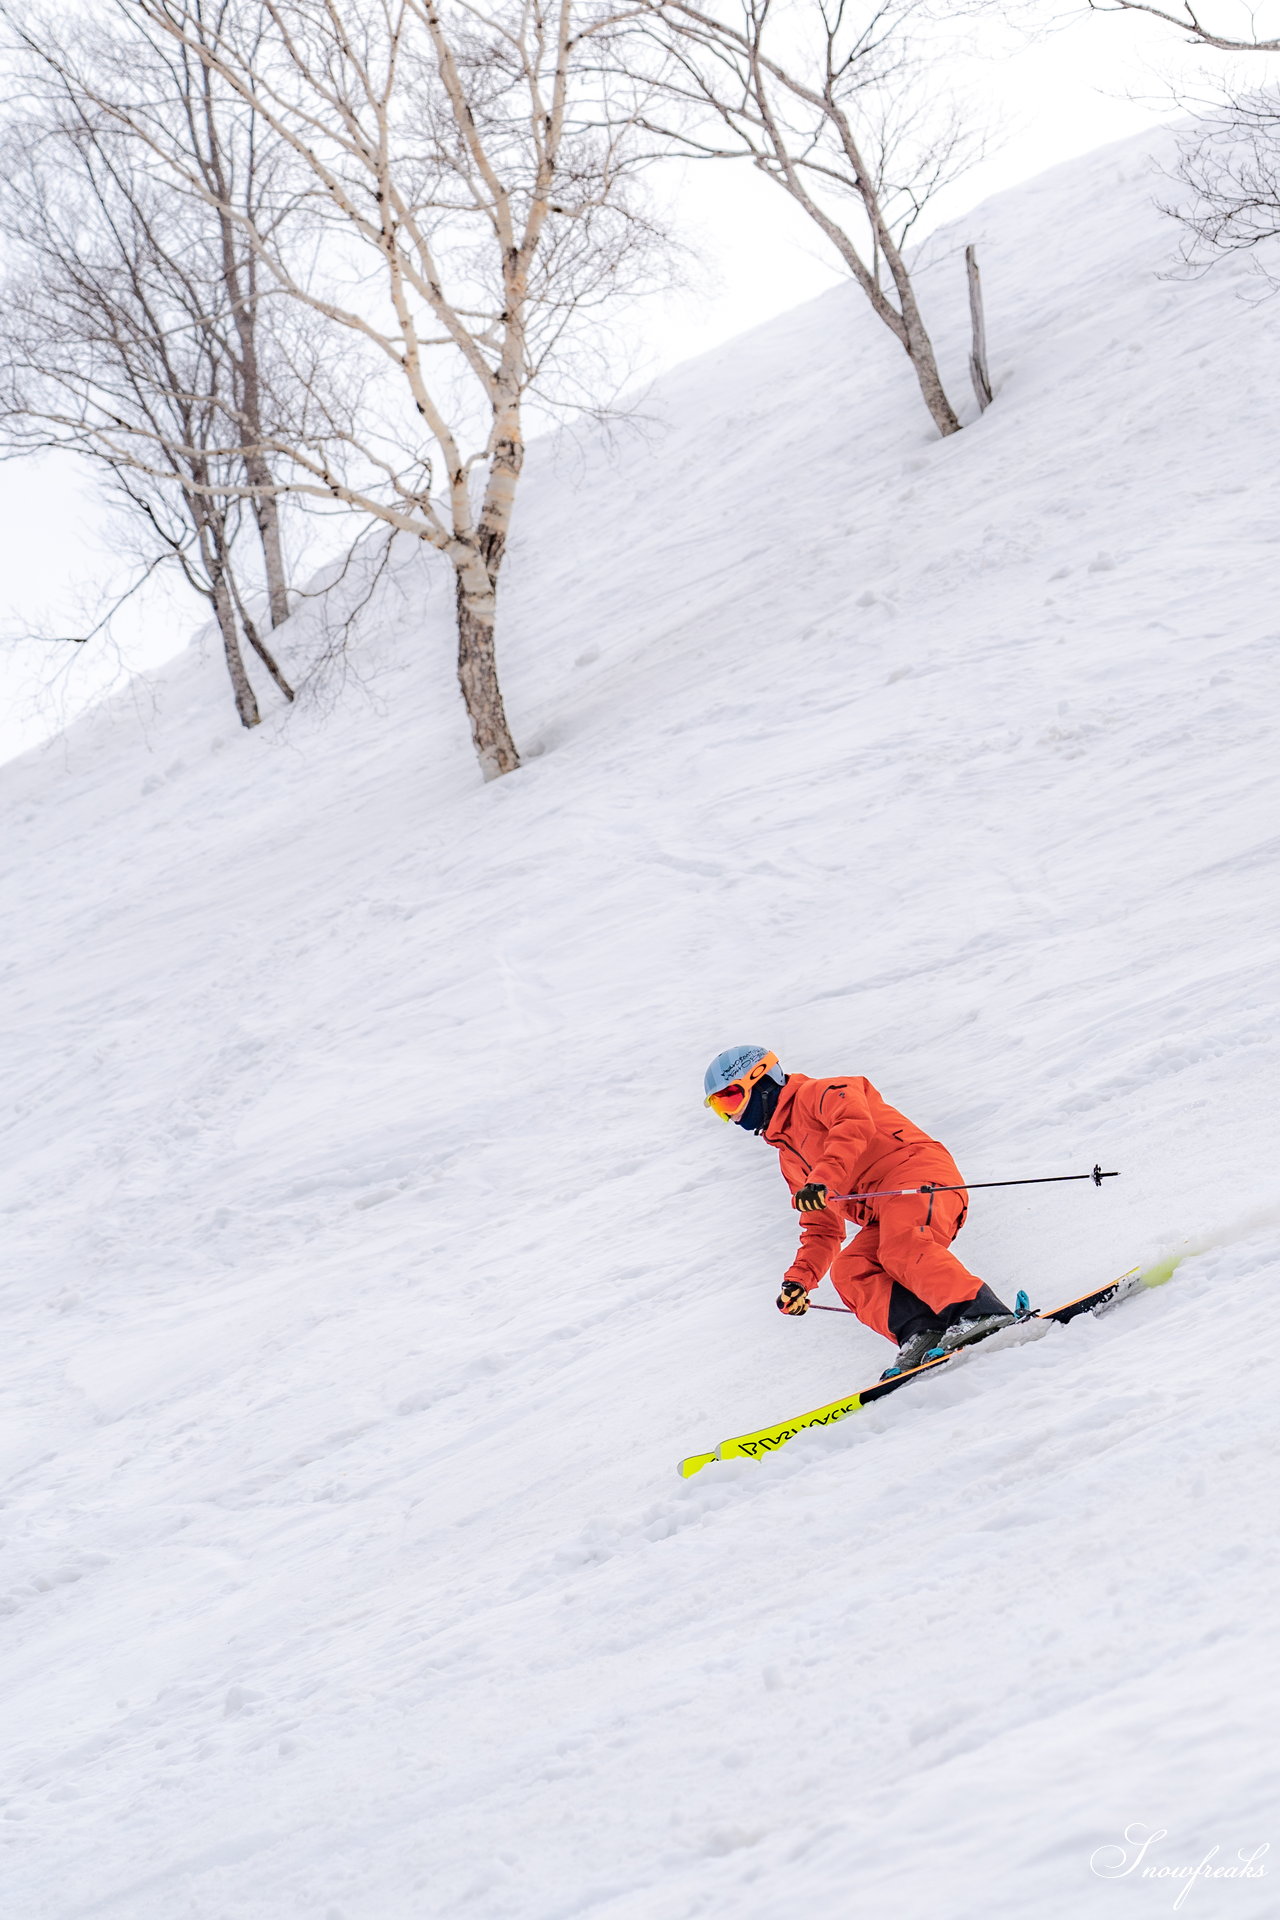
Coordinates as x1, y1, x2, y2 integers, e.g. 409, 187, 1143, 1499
1, 126, 1278, 1918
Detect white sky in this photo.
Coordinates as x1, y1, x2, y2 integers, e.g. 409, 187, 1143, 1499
1, 0, 1272, 760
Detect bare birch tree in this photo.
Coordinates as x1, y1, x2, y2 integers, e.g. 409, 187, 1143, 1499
0, 81, 299, 725
632, 0, 982, 435
176, 6, 296, 629
0, 5, 310, 725
76, 0, 668, 780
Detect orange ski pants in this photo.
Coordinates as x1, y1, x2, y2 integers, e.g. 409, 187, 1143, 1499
830, 1188, 983, 1342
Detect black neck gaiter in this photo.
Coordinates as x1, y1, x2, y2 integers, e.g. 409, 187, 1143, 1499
738, 1075, 784, 1135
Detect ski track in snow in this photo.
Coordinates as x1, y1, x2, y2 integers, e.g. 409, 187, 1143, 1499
1, 128, 1278, 1917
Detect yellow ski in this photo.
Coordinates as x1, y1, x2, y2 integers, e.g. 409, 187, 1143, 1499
677, 1262, 1175, 1479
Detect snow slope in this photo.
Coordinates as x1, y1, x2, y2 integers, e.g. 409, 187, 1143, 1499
2, 126, 1279, 1918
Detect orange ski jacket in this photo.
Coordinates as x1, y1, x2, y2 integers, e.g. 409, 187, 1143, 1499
762, 1073, 966, 1289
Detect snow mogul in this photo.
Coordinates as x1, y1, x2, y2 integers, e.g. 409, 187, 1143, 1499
704, 1045, 1013, 1377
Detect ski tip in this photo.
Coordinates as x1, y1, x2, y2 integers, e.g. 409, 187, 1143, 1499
677, 1451, 718, 1480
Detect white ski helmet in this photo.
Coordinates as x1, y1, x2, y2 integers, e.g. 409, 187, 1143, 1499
703, 1046, 785, 1120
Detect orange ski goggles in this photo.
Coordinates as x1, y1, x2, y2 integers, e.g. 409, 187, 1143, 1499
705, 1050, 781, 1122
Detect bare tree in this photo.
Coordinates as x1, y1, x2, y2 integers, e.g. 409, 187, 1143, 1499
1087, 1, 1280, 51
82, 0, 669, 780
1167, 86, 1280, 277
175, 5, 295, 628
632, 0, 983, 436
0, 6, 308, 725
1086, 2, 1280, 277
0, 98, 295, 724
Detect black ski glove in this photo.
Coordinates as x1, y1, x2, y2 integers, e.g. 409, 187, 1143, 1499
794, 1182, 828, 1213
777, 1280, 810, 1316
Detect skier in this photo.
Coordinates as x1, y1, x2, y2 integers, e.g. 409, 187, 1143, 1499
704, 1046, 1013, 1376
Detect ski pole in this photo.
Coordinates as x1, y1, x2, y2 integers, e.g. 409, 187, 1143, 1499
828, 1164, 1118, 1206
804, 1164, 1118, 1312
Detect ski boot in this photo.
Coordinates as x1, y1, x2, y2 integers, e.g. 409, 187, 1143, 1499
927, 1312, 1016, 1357
879, 1327, 946, 1380
925, 1284, 1019, 1358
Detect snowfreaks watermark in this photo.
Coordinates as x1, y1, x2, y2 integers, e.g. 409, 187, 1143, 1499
1091, 1826, 1269, 1909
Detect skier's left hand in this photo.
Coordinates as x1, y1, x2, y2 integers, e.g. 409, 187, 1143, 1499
777, 1280, 809, 1315
794, 1182, 828, 1212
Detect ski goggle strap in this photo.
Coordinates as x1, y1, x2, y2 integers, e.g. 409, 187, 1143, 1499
705, 1050, 780, 1122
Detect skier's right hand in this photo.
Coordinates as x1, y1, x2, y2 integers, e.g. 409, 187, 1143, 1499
794, 1182, 828, 1213
777, 1280, 809, 1316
